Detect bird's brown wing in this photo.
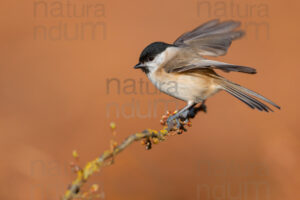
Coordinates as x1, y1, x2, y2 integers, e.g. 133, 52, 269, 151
174, 19, 244, 57
163, 48, 256, 74
163, 19, 256, 74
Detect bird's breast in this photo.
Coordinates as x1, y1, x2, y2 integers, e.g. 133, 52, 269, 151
147, 69, 221, 102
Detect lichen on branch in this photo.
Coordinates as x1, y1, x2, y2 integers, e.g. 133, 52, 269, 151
62, 105, 205, 200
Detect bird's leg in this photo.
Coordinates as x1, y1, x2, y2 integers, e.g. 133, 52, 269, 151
167, 102, 196, 131
186, 100, 207, 119
178, 101, 207, 125
166, 112, 185, 131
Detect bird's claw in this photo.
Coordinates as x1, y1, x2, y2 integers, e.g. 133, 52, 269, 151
161, 105, 202, 133
166, 113, 188, 133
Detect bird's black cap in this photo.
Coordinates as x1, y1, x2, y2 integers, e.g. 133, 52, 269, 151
139, 42, 174, 63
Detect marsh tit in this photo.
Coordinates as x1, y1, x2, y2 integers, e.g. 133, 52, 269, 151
134, 19, 280, 128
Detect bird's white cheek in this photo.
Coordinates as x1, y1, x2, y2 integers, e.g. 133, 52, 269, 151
145, 58, 164, 72
155, 51, 167, 66
145, 62, 158, 73
147, 53, 167, 72
155, 54, 165, 65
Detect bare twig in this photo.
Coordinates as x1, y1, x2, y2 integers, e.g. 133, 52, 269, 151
62, 105, 206, 200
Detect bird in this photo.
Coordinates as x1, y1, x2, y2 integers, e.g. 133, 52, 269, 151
133, 19, 280, 129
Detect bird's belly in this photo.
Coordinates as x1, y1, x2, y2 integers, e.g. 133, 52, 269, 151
148, 72, 220, 102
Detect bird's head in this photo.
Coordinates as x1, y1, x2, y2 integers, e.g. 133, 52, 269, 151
134, 42, 175, 73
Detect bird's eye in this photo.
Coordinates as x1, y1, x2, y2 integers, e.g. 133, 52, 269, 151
148, 56, 154, 61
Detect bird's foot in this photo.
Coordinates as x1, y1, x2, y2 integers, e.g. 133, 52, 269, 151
167, 114, 184, 132
160, 110, 192, 133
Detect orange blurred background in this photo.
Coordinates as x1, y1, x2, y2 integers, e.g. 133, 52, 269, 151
1, 0, 299, 199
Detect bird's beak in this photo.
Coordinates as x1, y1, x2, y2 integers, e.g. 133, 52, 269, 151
134, 63, 145, 69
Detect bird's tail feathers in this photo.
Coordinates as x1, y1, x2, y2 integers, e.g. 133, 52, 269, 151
216, 78, 280, 112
